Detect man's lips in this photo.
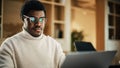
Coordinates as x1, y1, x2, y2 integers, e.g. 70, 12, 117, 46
33, 27, 42, 32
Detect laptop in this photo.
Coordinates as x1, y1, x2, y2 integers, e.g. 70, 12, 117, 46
61, 51, 117, 68
74, 41, 96, 51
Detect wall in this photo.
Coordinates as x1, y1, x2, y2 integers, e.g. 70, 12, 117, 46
3, 0, 23, 38
0, 0, 23, 44
4, 0, 22, 24
71, 8, 96, 48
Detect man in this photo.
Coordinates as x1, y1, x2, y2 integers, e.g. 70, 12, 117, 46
0, 0, 65, 68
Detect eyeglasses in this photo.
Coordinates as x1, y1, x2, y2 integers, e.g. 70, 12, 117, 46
23, 15, 46, 23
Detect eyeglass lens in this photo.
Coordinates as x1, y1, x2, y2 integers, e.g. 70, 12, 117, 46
30, 17, 45, 23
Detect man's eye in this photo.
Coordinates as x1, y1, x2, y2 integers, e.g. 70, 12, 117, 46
30, 17, 35, 22
39, 18, 43, 22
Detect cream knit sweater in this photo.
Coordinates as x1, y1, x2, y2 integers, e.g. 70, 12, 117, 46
0, 29, 65, 68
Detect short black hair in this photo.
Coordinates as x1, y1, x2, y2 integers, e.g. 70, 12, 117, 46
20, 0, 46, 21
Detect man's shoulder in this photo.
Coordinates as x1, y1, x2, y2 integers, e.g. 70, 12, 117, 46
10, 31, 23, 39
45, 35, 55, 40
44, 35, 60, 44
4, 32, 23, 42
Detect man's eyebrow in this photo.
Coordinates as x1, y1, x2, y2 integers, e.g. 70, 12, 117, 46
28, 15, 45, 17
28, 15, 35, 17
40, 16, 46, 18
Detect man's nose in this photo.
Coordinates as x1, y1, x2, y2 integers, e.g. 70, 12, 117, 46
35, 21, 42, 26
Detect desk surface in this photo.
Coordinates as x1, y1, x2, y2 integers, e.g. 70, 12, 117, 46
109, 65, 120, 68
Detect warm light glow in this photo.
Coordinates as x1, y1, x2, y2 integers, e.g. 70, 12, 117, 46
83, 11, 87, 15
71, 21, 84, 32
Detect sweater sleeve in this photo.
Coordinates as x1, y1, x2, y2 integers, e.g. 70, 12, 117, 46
0, 39, 15, 68
55, 42, 66, 68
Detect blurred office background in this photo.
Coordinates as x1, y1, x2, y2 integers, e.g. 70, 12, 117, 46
0, 0, 120, 64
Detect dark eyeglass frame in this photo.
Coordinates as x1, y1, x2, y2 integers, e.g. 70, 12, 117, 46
23, 15, 46, 23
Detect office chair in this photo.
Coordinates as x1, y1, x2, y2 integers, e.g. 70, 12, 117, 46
74, 41, 96, 51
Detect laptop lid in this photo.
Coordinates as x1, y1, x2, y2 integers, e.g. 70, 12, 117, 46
61, 51, 117, 68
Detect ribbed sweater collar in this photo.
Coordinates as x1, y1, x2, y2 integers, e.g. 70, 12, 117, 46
21, 28, 44, 40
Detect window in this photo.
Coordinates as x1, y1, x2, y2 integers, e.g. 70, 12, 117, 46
108, 1, 120, 40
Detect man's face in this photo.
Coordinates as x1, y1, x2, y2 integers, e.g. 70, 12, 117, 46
24, 11, 46, 37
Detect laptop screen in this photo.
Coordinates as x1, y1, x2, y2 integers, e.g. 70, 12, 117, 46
74, 41, 96, 51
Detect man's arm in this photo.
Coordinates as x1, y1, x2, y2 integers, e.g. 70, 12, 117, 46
0, 42, 15, 68
55, 43, 66, 68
